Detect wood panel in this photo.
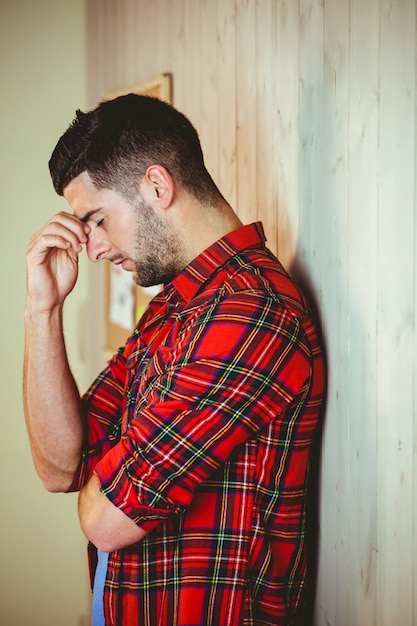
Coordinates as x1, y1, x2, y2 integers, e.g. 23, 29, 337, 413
85, 2, 417, 624
275, 0, 300, 268
323, 0, 351, 618
377, 1, 416, 624
217, 0, 237, 208
254, 0, 278, 255
347, 0, 380, 622
235, 0, 258, 226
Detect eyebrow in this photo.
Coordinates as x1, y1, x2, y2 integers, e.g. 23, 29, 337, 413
79, 208, 101, 224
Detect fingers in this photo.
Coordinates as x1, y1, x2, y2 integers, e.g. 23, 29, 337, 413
28, 212, 90, 256
26, 212, 89, 311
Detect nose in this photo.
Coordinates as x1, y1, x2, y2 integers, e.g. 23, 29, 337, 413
85, 230, 110, 262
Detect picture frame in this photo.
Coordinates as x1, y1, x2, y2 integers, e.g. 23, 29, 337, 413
103, 73, 172, 351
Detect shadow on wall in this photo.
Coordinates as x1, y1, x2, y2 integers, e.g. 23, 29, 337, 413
290, 253, 328, 626
289, 53, 379, 623
287, 53, 332, 624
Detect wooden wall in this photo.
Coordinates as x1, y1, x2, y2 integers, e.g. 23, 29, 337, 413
85, 1, 417, 624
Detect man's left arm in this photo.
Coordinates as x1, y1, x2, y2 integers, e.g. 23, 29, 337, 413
79, 291, 322, 551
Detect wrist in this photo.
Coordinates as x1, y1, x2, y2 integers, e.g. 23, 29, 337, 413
24, 298, 64, 323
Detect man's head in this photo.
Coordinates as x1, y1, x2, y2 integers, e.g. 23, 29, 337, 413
49, 94, 220, 205
52, 94, 240, 288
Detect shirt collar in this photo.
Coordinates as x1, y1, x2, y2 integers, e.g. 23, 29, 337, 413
169, 222, 266, 304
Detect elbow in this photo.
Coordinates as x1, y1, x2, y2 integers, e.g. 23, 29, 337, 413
78, 508, 110, 552
37, 467, 75, 494
32, 452, 79, 493
78, 478, 148, 552
42, 480, 69, 494
79, 511, 147, 553
83, 530, 117, 554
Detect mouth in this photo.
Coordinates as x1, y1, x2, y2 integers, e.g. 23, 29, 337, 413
116, 258, 134, 272
110, 254, 134, 272
111, 255, 127, 267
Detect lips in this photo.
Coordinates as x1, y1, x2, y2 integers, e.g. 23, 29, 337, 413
112, 257, 133, 271
121, 259, 134, 271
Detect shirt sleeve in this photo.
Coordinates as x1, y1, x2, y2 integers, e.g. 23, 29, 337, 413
67, 346, 129, 492
93, 289, 314, 531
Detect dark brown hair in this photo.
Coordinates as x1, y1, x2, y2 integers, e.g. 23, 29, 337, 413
49, 94, 221, 204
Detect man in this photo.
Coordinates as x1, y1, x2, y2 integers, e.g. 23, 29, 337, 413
24, 94, 325, 626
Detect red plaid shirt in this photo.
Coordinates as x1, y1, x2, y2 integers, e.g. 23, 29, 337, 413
69, 222, 325, 626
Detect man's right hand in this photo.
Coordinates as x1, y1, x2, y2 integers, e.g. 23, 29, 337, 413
24, 211, 90, 491
26, 211, 90, 313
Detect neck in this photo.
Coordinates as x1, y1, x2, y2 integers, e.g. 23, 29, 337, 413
175, 196, 243, 264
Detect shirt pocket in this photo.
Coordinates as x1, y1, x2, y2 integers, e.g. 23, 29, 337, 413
137, 344, 172, 396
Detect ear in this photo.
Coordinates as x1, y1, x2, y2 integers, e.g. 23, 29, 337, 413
142, 164, 174, 210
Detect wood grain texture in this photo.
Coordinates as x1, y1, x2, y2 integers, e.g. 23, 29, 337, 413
86, 2, 417, 623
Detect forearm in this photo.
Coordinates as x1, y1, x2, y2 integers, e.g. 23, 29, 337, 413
23, 303, 85, 492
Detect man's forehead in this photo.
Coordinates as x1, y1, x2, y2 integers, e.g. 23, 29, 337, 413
64, 173, 133, 222
63, 173, 99, 218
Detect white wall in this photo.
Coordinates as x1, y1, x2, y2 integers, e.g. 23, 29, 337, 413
302, 3, 417, 624
0, 1, 91, 624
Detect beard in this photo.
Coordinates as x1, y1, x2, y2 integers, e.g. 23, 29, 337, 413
132, 195, 185, 287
